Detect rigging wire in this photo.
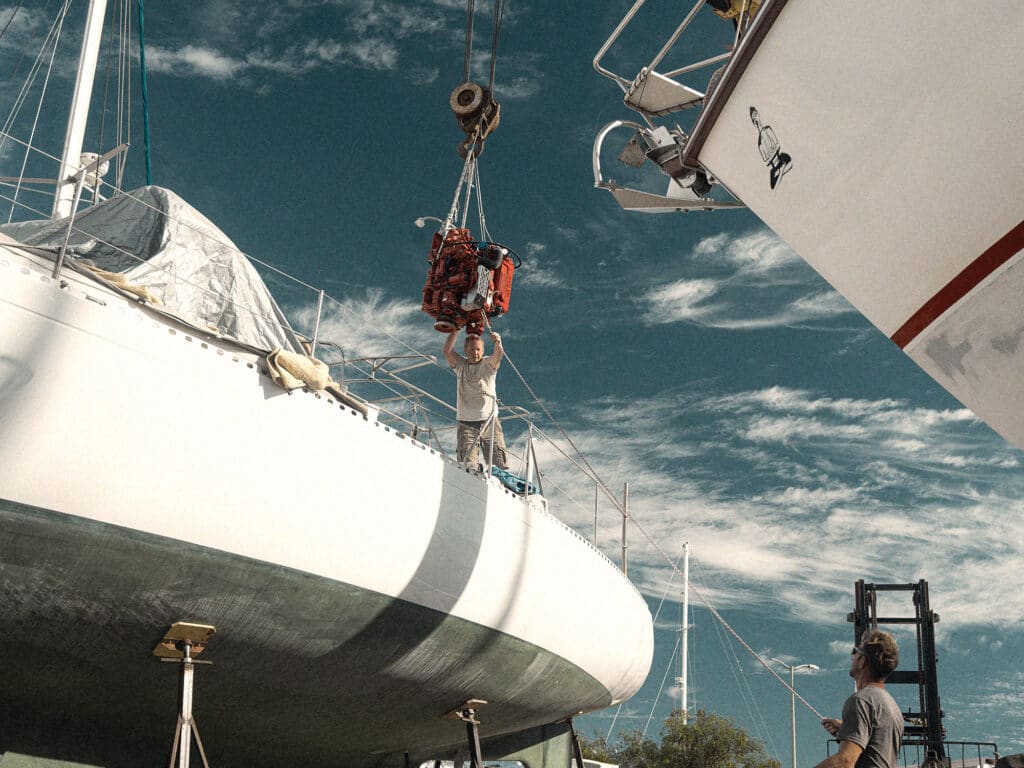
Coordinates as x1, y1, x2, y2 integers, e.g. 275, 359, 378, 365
0, 1, 22, 40
492, 331, 828, 723
136, 0, 152, 184
4, 0, 71, 224
120, 0, 133, 189
490, 333, 827, 724
606, 549, 683, 738
94, 0, 119, 205
644, 632, 682, 738
695, 564, 783, 760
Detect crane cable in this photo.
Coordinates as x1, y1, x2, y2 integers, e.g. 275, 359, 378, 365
487, 0, 505, 92
462, 0, 474, 83
463, 0, 504, 92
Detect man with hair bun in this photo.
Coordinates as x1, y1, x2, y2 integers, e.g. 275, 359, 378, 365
816, 629, 904, 768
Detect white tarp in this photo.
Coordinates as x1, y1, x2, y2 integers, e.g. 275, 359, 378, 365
0, 186, 303, 353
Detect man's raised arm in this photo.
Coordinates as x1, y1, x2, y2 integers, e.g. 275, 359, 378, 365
443, 331, 460, 368
489, 331, 503, 368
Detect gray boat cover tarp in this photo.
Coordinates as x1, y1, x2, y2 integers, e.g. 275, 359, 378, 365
0, 186, 302, 353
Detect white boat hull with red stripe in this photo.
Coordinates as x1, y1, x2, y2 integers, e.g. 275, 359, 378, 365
683, 0, 1024, 450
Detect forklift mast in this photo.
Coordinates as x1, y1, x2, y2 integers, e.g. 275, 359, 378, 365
848, 579, 945, 760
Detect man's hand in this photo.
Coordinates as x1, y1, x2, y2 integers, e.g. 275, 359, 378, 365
821, 718, 842, 737
489, 330, 504, 367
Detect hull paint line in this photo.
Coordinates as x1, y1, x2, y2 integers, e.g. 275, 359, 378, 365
891, 217, 1024, 348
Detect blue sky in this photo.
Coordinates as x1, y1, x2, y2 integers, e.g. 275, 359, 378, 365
2, 0, 1022, 763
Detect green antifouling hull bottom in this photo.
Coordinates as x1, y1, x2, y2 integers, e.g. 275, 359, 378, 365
0, 499, 610, 767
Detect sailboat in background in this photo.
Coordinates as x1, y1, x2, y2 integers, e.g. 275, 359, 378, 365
593, 0, 1024, 452
0, 2, 653, 766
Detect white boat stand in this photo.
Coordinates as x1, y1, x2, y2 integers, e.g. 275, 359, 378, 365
153, 622, 217, 768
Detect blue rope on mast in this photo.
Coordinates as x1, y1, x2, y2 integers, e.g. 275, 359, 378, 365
136, 0, 152, 184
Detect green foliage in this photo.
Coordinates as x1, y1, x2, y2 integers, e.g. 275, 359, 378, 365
581, 709, 780, 768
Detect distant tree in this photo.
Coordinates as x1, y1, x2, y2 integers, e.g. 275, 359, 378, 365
577, 734, 617, 764
582, 709, 780, 768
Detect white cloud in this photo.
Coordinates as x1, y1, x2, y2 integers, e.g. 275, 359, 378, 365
523, 384, 1024, 633
495, 76, 541, 101
644, 278, 720, 322
293, 288, 439, 361
642, 229, 857, 329
698, 229, 802, 274
131, 1, 539, 91
516, 242, 566, 289
146, 45, 245, 80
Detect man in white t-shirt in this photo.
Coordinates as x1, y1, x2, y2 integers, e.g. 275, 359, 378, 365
443, 330, 509, 469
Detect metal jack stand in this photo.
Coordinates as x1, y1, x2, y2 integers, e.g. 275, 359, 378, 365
569, 718, 586, 768
447, 699, 488, 768
154, 622, 217, 768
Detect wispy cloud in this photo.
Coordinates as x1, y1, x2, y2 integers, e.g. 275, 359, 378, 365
293, 287, 440, 360
133, 0, 541, 93
516, 242, 567, 289
146, 45, 246, 80
641, 229, 857, 329
527, 384, 1024, 632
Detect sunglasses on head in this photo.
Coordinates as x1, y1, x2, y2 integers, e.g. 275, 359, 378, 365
852, 646, 866, 657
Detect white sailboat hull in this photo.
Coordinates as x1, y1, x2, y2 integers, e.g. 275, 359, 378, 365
0, 240, 653, 765
685, 0, 1024, 450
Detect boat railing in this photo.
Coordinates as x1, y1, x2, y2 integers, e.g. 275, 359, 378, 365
590, 0, 757, 213
593, 0, 744, 122
0, 137, 648, 583
827, 740, 1001, 768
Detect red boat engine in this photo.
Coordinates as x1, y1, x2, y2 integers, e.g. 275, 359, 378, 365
421, 227, 516, 335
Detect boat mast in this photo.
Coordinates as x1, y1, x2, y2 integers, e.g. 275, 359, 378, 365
53, 0, 109, 220
679, 541, 689, 722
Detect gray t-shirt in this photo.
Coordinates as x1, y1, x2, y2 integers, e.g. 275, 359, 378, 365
450, 355, 499, 421
837, 685, 904, 768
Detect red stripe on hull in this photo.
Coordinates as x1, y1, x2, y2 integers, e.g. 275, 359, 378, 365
891, 218, 1024, 349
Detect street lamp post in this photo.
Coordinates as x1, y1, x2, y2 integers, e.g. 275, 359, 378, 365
771, 659, 819, 768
